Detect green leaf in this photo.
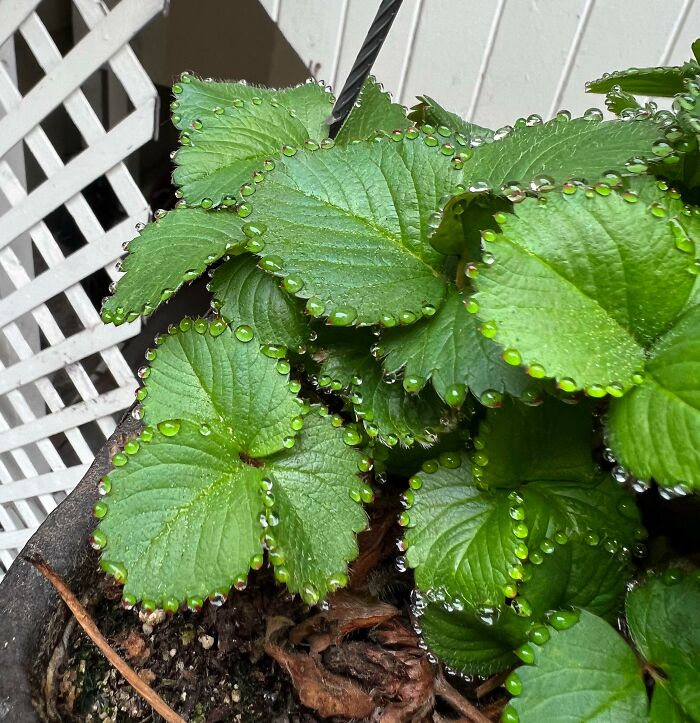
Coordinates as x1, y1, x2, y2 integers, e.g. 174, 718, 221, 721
211, 255, 309, 350
429, 191, 511, 257
457, 115, 666, 193
419, 602, 529, 677
472, 184, 696, 391
97, 419, 264, 606
414, 481, 639, 675
403, 450, 639, 611
239, 136, 465, 325
508, 610, 649, 723
586, 62, 699, 97
171, 74, 332, 139
651, 684, 688, 723
264, 413, 368, 599
418, 540, 633, 677
605, 87, 642, 116
101, 208, 244, 325
334, 76, 408, 145
627, 570, 700, 722
173, 98, 325, 207
381, 287, 539, 407
474, 398, 596, 488
97, 326, 366, 605
317, 330, 443, 447
607, 304, 700, 489
141, 323, 301, 457
409, 95, 495, 142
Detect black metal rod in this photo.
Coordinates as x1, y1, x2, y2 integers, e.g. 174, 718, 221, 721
327, 0, 405, 138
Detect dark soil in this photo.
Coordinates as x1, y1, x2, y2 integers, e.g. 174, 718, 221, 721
50, 505, 505, 723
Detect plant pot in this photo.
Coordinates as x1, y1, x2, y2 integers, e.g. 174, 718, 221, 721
0, 412, 142, 723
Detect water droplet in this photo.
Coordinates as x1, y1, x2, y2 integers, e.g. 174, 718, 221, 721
157, 420, 181, 437
549, 609, 579, 630
328, 307, 357, 326
444, 383, 466, 407
90, 529, 107, 550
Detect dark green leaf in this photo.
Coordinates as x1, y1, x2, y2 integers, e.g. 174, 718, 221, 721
381, 287, 539, 406
586, 63, 699, 97
211, 255, 309, 350
318, 331, 443, 447
474, 398, 597, 487
627, 570, 700, 722
101, 208, 244, 325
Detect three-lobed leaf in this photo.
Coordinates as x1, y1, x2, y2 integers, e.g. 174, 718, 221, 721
97, 324, 367, 605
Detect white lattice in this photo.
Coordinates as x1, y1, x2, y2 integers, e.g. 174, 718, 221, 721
0, 0, 165, 577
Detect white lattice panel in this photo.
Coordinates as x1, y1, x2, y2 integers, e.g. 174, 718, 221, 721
0, 0, 165, 577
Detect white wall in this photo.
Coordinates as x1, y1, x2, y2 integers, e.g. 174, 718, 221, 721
259, 0, 698, 128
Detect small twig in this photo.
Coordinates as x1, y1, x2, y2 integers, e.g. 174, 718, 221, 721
28, 555, 186, 723
475, 670, 509, 699
434, 671, 491, 723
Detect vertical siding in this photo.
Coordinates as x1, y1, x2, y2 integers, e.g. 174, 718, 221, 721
261, 0, 699, 128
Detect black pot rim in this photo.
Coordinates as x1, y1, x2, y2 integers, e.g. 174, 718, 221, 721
0, 412, 141, 722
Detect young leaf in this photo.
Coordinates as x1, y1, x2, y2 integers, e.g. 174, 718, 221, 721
97, 326, 366, 605
211, 254, 309, 351
334, 76, 408, 145
317, 331, 443, 447
141, 323, 300, 457
472, 184, 696, 391
236, 136, 465, 325
586, 62, 699, 97
173, 98, 325, 207
607, 304, 700, 490
473, 398, 596, 487
605, 87, 642, 116
172, 74, 332, 139
101, 208, 244, 325
409, 95, 495, 142
507, 610, 649, 723
627, 570, 700, 721
381, 287, 539, 407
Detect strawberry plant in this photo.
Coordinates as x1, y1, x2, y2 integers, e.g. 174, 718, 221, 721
95, 37, 700, 721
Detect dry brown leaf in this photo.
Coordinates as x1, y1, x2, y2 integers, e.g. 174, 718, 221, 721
290, 591, 398, 646
265, 643, 375, 719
